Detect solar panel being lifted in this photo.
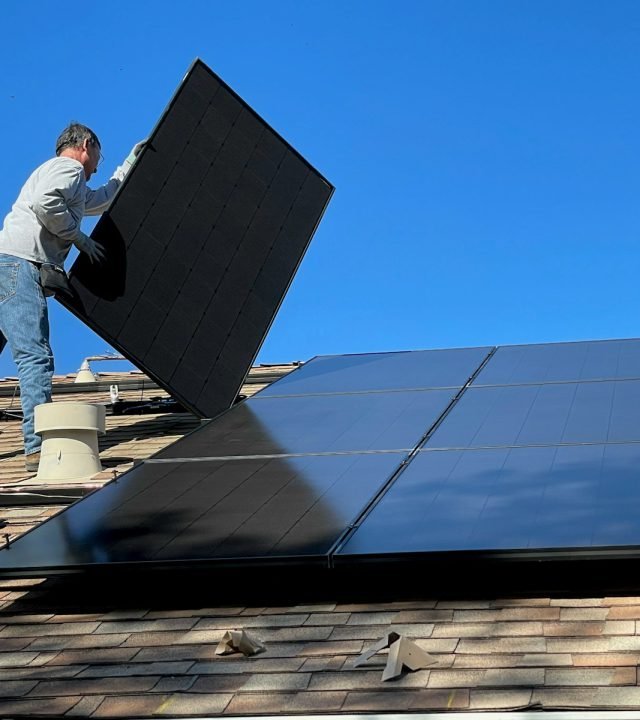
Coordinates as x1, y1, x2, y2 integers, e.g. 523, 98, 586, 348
60, 59, 334, 419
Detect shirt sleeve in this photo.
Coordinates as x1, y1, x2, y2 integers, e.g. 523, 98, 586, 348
83, 174, 122, 216
29, 161, 85, 242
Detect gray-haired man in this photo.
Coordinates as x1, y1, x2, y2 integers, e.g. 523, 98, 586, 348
0, 123, 142, 470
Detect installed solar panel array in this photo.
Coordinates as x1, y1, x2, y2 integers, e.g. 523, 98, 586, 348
3, 339, 640, 578
0, 347, 491, 574
61, 59, 333, 419
339, 339, 640, 560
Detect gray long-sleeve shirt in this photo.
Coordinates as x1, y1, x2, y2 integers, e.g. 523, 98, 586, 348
0, 157, 126, 267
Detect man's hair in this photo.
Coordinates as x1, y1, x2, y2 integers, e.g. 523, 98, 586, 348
55, 123, 100, 156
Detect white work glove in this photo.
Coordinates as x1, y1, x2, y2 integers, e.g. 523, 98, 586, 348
73, 232, 105, 264
112, 140, 148, 182
123, 139, 147, 174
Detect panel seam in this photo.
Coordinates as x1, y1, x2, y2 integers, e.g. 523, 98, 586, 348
327, 346, 499, 564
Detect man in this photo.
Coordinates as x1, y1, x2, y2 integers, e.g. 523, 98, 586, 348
0, 123, 142, 471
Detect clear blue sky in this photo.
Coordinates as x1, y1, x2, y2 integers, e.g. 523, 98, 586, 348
0, 1, 639, 377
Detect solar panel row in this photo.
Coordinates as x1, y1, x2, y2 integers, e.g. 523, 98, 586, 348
0, 454, 407, 570
7, 337, 640, 576
338, 340, 640, 561
0, 347, 493, 573
339, 442, 640, 555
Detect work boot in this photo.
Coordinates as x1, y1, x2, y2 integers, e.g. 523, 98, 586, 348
25, 451, 41, 473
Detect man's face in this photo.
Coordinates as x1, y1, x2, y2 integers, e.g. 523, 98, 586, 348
82, 138, 102, 179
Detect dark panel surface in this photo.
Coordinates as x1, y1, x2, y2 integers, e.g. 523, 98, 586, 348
9, 339, 640, 580
61, 59, 333, 418
338, 443, 640, 556
474, 339, 640, 386
0, 453, 404, 573
156, 388, 457, 458
259, 347, 493, 396
425, 380, 640, 448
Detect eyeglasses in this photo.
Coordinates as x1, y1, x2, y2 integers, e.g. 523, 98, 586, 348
87, 139, 103, 167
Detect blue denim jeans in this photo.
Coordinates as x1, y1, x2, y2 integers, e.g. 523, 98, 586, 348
0, 255, 54, 456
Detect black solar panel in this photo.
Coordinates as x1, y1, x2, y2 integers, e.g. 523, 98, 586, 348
258, 347, 492, 396
155, 350, 492, 459
337, 443, 640, 556
155, 388, 458, 458
426, 380, 640, 448
474, 339, 640, 386
0, 352, 480, 575
336, 338, 640, 567
6, 339, 640, 582
60, 59, 333, 418
0, 454, 405, 573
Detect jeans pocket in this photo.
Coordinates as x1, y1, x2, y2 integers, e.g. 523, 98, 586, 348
0, 262, 18, 304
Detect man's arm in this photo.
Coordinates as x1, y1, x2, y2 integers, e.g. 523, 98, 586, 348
84, 176, 122, 216
84, 141, 147, 216
29, 161, 85, 242
30, 160, 104, 263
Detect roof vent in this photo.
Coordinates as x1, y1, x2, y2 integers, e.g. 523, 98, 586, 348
34, 402, 106, 483
74, 354, 126, 383
74, 359, 97, 383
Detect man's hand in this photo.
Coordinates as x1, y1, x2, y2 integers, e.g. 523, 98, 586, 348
124, 140, 148, 171
73, 232, 105, 263
131, 139, 147, 158
112, 140, 148, 183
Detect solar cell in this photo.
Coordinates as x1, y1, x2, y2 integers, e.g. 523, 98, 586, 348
60, 59, 333, 418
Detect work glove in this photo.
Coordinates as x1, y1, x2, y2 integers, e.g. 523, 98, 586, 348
73, 232, 105, 264
123, 139, 147, 173
112, 139, 148, 182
